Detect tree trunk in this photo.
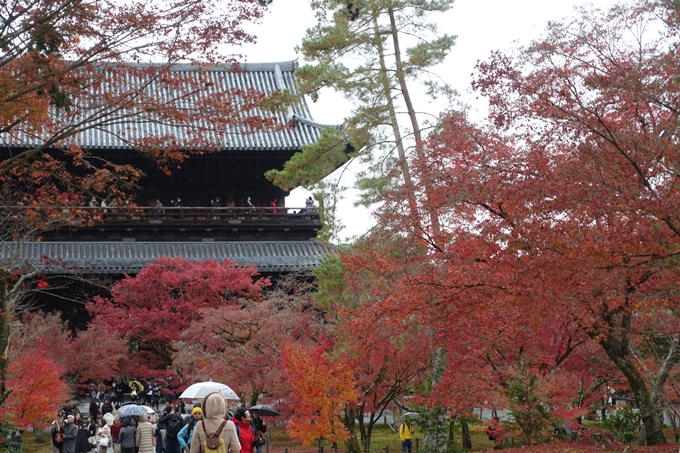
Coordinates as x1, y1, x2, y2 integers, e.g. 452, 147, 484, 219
448, 418, 455, 443
637, 421, 647, 446
600, 337, 666, 445
342, 406, 363, 453
249, 390, 261, 407
371, 13, 421, 228
669, 412, 680, 444
460, 419, 472, 450
356, 406, 367, 442
387, 5, 441, 239
0, 269, 11, 406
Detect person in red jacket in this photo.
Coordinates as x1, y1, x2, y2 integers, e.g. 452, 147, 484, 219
233, 408, 256, 453
110, 416, 122, 450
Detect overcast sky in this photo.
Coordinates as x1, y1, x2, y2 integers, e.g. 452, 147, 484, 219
238, 0, 620, 242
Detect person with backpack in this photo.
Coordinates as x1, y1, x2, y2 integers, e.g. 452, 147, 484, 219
178, 407, 202, 453
190, 393, 239, 453
232, 409, 256, 453
399, 420, 415, 453
159, 405, 184, 453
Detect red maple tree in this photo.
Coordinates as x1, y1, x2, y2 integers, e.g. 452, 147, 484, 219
60, 321, 128, 383
85, 257, 268, 379
327, 2, 680, 446
0, 0, 275, 407
174, 275, 325, 406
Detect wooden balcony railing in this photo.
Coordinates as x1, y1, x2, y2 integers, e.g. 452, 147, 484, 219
3, 205, 319, 223
96, 206, 319, 222
4, 206, 322, 241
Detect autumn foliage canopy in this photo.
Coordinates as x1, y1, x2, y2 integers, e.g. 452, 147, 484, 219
328, 1, 680, 446
0, 0, 276, 234
86, 257, 269, 379
8, 1, 680, 451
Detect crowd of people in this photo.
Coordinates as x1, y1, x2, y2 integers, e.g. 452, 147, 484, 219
51, 392, 267, 453
150, 196, 288, 219
83, 380, 166, 410
81, 196, 320, 220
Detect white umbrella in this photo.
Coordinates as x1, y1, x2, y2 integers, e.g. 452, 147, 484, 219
118, 404, 155, 417
179, 381, 239, 401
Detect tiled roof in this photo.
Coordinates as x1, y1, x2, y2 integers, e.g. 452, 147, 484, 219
0, 241, 336, 274
1, 61, 339, 152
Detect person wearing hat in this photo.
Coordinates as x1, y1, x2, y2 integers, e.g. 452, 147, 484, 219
178, 407, 203, 453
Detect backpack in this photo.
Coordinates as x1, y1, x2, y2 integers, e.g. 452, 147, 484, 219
235, 424, 262, 447
166, 416, 183, 439
202, 421, 227, 453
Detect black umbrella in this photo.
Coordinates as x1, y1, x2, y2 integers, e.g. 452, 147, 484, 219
249, 404, 279, 417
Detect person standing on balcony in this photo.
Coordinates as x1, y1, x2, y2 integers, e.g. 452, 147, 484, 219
305, 196, 316, 213
173, 197, 182, 218
154, 199, 164, 219
245, 197, 256, 213
212, 197, 221, 219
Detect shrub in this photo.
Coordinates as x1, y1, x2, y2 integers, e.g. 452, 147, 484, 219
602, 405, 640, 443
506, 362, 554, 444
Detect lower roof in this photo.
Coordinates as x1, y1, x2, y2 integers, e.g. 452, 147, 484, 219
0, 241, 335, 274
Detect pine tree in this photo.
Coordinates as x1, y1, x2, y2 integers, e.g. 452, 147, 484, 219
266, 0, 455, 241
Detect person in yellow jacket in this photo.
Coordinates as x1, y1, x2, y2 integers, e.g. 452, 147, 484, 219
399, 420, 415, 453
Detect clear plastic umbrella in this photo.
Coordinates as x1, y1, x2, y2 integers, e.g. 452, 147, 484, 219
179, 381, 239, 401
118, 404, 155, 417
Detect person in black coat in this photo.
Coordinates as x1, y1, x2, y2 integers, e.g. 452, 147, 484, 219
75, 414, 95, 453
101, 399, 114, 416
250, 410, 266, 453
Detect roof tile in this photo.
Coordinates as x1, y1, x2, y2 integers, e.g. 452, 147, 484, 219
0, 241, 336, 274
2, 61, 338, 152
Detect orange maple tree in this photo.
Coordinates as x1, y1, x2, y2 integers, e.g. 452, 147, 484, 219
0, 311, 68, 429
281, 341, 356, 446
0, 337, 69, 428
